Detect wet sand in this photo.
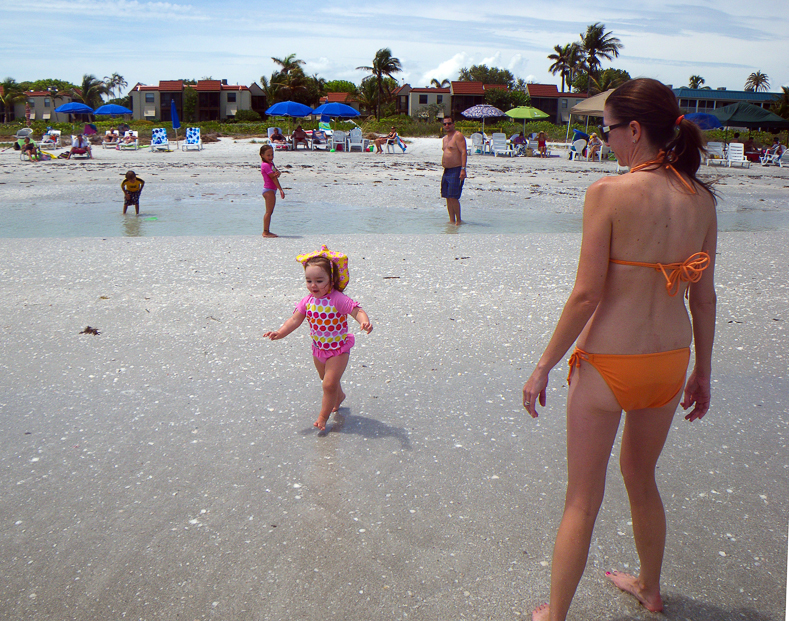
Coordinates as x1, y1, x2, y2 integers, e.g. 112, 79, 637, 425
0, 141, 787, 620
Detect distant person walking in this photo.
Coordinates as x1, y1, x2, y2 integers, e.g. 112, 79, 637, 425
441, 117, 467, 225
259, 145, 285, 238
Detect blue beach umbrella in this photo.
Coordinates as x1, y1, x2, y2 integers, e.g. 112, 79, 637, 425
94, 103, 133, 115
685, 112, 722, 130
311, 102, 360, 118
170, 99, 181, 143
265, 101, 314, 117
54, 102, 94, 114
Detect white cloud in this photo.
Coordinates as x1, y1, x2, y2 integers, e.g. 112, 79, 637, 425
420, 53, 472, 87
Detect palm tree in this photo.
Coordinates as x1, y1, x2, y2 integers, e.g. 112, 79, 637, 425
104, 73, 127, 99
688, 75, 705, 89
70, 74, 109, 109
548, 43, 585, 92
771, 86, 789, 119
744, 71, 770, 92
271, 54, 305, 76
430, 78, 450, 88
357, 48, 403, 120
580, 23, 623, 82
0, 77, 27, 124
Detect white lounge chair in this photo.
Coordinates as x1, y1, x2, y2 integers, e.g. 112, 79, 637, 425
119, 130, 139, 150
569, 139, 587, 161
491, 133, 513, 157
267, 127, 289, 150
704, 142, 726, 166
725, 142, 750, 168
331, 130, 346, 152
39, 130, 61, 150
760, 145, 786, 167
102, 130, 120, 148
150, 127, 171, 152
470, 133, 485, 155
594, 144, 611, 162
347, 127, 368, 152
182, 127, 203, 151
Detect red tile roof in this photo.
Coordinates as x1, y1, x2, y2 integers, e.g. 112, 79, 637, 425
526, 84, 560, 98
451, 81, 484, 95
222, 84, 249, 91
158, 80, 183, 91
25, 91, 51, 97
410, 87, 450, 93
196, 80, 222, 91
325, 92, 353, 103
135, 85, 159, 91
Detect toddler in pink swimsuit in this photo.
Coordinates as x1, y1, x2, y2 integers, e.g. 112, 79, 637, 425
264, 246, 373, 432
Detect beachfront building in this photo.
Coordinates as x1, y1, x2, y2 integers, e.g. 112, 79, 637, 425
317, 92, 360, 112
12, 90, 74, 124
407, 87, 450, 119
672, 86, 781, 112
130, 80, 253, 122
449, 81, 507, 119
526, 83, 588, 124
394, 84, 411, 116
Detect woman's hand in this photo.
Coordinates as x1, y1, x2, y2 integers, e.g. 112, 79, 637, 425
523, 368, 549, 418
681, 368, 711, 421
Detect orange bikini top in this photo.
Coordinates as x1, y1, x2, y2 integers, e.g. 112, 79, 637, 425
612, 151, 709, 296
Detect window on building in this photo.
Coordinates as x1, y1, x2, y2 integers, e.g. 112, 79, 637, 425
562, 100, 567, 109
437, 95, 443, 104
419, 94, 428, 104
145, 93, 155, 103
227, 92, 237, 103
44, 98, 50, 107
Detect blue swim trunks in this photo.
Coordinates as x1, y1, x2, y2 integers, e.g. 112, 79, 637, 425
441, 166, 464, 199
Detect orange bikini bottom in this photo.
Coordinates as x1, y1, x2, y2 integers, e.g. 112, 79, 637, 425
567, 347, 690, 412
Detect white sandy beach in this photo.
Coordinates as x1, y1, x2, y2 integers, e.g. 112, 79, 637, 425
0, 140, 787, 620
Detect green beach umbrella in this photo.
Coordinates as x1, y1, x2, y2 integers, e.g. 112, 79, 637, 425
505, 106, 550, 133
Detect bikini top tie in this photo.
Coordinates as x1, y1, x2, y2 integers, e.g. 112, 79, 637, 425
629, 150, 696, 194
610, 252, 710, 296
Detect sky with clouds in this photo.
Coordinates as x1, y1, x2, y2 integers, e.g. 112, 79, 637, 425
2, 0, 786, 94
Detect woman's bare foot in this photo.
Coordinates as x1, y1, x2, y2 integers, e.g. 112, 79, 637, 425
605, 571, 663, 612
531, 603, 550, 620
332, 391, 346, 413
262, 231, 278, 238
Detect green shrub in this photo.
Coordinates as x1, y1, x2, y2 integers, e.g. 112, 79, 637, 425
235, 109, 262, 122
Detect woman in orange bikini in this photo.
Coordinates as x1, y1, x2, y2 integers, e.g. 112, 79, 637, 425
522, 78, 717, 621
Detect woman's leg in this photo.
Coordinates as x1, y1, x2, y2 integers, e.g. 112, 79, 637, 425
606, 397, 678, 612
535, 362, 622, 621
312, 353, 349, 430
262, 192, 277, 237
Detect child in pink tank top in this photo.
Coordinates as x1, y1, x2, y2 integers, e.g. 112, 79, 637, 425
259, 145, 284, 238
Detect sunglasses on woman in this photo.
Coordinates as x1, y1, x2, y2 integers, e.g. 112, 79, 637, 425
598, 121, 629, 141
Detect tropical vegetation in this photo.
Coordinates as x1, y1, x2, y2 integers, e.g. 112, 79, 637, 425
1, 78, 27, 124
548, 23, 625, 94
744, 70, 770, 92
357, 48, 403, 120
688, 75, 705, 89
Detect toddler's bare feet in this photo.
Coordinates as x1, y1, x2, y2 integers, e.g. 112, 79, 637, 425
605, 570, 663, 612
314, 413, 330, 431
262, 232, 278, 238
531, 603, 550, 621
332, 391, 346, 413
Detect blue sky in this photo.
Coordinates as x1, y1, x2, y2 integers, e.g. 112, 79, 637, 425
2, 0, 786, 94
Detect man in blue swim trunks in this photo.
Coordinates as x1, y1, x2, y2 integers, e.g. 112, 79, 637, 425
441, 117, 467, 225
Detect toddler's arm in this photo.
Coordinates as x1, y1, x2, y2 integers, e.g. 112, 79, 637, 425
350, 307, 373, 334
263, 311, 305, 340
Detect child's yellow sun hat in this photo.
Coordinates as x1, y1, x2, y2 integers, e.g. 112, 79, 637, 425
296, 245, 350, 290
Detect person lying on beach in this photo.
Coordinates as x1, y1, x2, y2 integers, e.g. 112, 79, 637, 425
105, 129, 118, 143
291, 125, 310, 150
263, 246, 372, 432
68, 134, 92, 159
269, 130, 288, 146
587, 132, 603, 160
122, 133, 135, 144
375, 127, 398, 153
121, 170, 145, 215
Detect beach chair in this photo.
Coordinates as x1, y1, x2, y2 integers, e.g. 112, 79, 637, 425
725, 142, 750, 168
569, 139, 587, 161
469, 133, 485, 155
150, 128, 171, 152
703, 142, 726, 166
318, 121, 333, 138
19, 139, 38, 161
491, 133, 513, 157
760, 145, 785, 167
39, 130, 61, 150
102, 130, 119, 148
331, 130, 346, 152
594, 144, 611, 162
119, 130, 139, 150
181, 127, 203, 151
347, 127, 368, 152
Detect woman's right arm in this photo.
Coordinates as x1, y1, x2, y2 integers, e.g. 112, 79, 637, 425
522, 180, 614, 416
682, 212, 717, 421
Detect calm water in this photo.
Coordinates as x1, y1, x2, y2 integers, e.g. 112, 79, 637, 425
0, 195, 786, 238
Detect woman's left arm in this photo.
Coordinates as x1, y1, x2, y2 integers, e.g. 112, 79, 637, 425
522, 180, 613, 416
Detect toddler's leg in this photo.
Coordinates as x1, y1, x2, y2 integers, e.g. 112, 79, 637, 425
313, 353, 349, 430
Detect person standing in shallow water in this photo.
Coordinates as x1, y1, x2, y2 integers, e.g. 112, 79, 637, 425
440, 117, 466, 225
522, 78, 717, 621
